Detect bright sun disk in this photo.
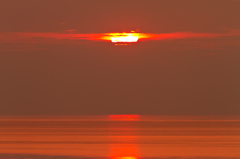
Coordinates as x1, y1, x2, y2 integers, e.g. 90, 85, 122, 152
109, 33, 139, 43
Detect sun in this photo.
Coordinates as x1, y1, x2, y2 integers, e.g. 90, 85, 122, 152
99, 31, 150, 44
101, 31, 143, 43
110, 33, 139, 43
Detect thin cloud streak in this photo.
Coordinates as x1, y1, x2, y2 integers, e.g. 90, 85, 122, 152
0, 30, 239, 52
0, 32, 103, 43
0, 30, 239, 43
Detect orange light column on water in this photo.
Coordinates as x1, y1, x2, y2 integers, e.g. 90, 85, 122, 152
109, 114, 139, 159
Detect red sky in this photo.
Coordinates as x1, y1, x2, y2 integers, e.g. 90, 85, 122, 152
0, 0, 240, 115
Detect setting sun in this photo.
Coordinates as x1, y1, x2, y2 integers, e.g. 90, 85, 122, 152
99, 31, 150, 43
110, 33, 139, 43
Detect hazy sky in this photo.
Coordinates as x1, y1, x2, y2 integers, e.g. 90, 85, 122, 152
0, 0, 240, 115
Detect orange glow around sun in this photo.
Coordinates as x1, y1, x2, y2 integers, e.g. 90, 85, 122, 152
2, 30, 240, 46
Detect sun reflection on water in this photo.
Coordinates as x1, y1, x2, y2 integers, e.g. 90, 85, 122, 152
111, 156, 138, 159
109, 115, 139, 159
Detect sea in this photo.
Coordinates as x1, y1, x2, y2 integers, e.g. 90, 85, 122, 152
0, 116, 239, 159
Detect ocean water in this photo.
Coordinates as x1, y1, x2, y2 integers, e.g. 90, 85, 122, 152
0, 116, 239, 159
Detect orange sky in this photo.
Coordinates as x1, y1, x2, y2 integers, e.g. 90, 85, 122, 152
0, 0, 240, 115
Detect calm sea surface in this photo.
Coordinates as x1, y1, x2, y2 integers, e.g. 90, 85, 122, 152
0, 116, 239, 159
